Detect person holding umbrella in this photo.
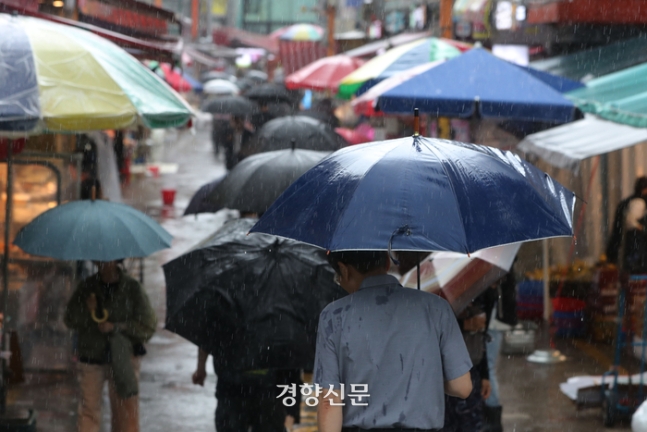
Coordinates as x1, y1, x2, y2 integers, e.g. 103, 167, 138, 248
64, 260, 157, 432
316, 250, 473, 431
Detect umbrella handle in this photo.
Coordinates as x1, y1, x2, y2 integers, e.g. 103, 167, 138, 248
91, 308, 109, 323
388, 225, 411, 265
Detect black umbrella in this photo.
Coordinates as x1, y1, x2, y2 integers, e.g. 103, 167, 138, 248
245, 70, 268, 83
163, 218, 346, 371
206, 147, 329, 214
184, 176, 225, 216
201, 96, 255, 116
235, 77, 256, 93
201, 70, 236, 83
257, 115, 346, 153
245, 83, 292, 103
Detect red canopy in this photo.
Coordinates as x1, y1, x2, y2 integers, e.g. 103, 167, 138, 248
335, 127, 372, 145
285, 55, 365, 92
160, 64, 193, 93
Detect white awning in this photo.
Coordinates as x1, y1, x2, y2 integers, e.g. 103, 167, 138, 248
518, 114, 647, 170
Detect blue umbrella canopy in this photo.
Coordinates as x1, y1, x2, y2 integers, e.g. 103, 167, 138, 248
377, 49, 577, 123
250, 136, 575, 253
14, 200, 173, 261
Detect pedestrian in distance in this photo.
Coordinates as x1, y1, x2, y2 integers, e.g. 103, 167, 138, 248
316, 250, 473, 432
223, 116, 254, 171
64, 261, 157, 432
606, 176, 647, 272
483, 271, 518, 432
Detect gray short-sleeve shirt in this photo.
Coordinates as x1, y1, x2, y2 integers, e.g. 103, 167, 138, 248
314, 274, 472, 429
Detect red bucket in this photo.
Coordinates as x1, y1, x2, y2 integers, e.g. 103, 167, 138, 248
161, 189, 176, 206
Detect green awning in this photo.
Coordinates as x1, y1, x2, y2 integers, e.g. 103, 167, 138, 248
567, 62, 647, 128
531, 36, 647, 82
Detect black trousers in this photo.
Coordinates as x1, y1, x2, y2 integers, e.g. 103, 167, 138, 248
215, 395, 285, 432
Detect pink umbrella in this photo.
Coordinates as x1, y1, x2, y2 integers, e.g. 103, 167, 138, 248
352, 61, 443, 117
400, 243, 521, 314
286, 55, 365, 92
160, 63, 193, 93
335, 127, 372, 145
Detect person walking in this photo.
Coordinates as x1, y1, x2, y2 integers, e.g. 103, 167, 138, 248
481, 271, 517, 432
315, 250, 473, 432
192, 348, 286, 432
606, 176, 647, 271
441, 294, 493, 432
223, 116, 254, 170
64, 261, 157, 432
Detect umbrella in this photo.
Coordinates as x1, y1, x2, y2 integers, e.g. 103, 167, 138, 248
203, 79, 240, 96
251, 135, 575, 253
235, 77, 256, 93
285, 55, 365, 93
337, 37, 464, 99
201, 96, 254, 116
163, 218, 346, 370
184, 176, 225, 216
400, 243, 521, 313
158, 63, 194, 93
278, 24, 324, 42
0, 13, 194, 133
335, 127, 372, 145
377, 49, 577, 123
352, 61, 443, 117
245, 70, 269, 83
245, 83, 292, 103
13, 200, 172, 261
201, 70, 236, 83
257, 116, 345, 152
206, 148, 330, 214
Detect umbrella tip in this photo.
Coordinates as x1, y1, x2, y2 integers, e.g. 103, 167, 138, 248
291, 138, 296, 151
413, 108, 420, 137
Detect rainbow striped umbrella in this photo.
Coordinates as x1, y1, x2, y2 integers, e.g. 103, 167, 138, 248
278, 24, 324, 42
0, 13, 194, 134
337, 38, 467, 99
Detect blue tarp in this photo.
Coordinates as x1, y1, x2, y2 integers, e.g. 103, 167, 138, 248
377, 49, 577, 123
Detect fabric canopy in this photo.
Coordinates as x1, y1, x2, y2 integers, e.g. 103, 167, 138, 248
0, 13, 194, 133
567, 62, 647, 128
378, 49, 576, 123
518, 114, 647, 170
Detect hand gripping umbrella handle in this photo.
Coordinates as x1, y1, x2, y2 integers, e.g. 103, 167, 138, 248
388, 225, 411, 266
91, 309, 109, 323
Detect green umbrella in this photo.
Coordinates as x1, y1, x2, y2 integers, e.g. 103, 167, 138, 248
13, 200, 172, 261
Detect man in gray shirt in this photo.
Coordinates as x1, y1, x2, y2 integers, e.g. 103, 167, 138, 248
315, 251, 473, 432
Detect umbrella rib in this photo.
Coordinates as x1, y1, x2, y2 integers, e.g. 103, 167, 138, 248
327, 142, 406, 250
418, 139, 470, 254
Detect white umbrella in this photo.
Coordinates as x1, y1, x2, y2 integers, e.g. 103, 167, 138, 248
400, 243, 521, 313
203, 79, 240, 96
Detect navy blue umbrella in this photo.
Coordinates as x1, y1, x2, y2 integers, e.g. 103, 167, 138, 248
250, 135, 575, 253
377, 49, 577, 123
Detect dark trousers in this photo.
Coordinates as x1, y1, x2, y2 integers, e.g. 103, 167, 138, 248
215, 395, 285, 432
441, 369, 483, 432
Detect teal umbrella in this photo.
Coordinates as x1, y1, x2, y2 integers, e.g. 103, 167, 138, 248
13, 200, 172, 261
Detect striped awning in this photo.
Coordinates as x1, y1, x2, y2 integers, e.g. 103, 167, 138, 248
518, 114, 647, 170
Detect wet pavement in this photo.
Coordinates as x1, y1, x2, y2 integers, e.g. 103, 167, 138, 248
5, 119, 636, 431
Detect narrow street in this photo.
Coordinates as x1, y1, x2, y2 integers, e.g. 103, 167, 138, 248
5, 120, 633, 431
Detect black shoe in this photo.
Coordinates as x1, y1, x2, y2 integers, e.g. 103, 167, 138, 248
482, 405, 503, 432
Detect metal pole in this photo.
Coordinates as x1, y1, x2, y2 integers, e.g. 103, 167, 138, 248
1, 141, 14, 413
542, 239, 550, 322
416, 260, 420, 290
